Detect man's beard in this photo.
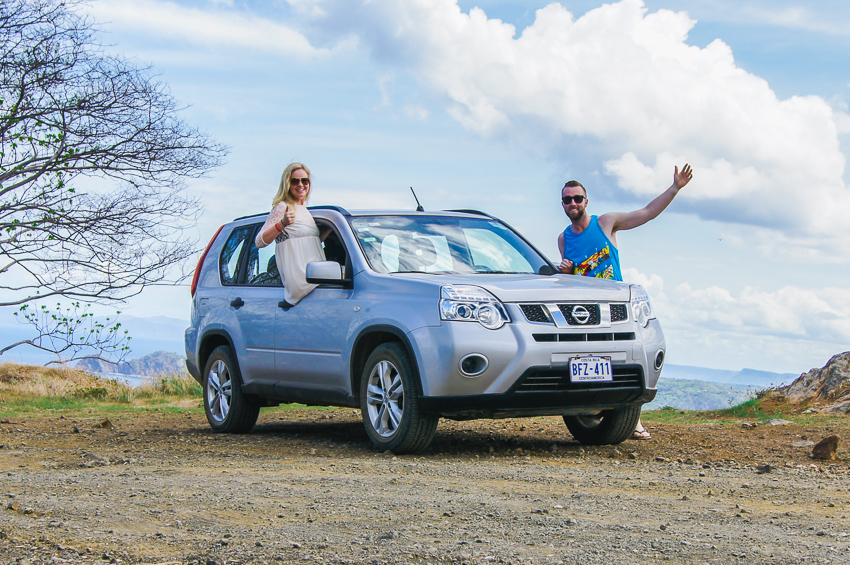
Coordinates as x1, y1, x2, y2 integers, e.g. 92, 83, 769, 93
568, 208, 586, 221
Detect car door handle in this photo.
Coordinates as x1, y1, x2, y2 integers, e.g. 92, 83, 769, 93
230, 297, 244, 309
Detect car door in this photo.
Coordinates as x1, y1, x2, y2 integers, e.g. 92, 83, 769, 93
274, 222, 357, 403
227, 225, 279, 386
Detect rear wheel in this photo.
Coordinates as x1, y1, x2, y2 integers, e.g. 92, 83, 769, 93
564, 405, 642, 445
203, 345, 260, 433
360, 343, 438, 454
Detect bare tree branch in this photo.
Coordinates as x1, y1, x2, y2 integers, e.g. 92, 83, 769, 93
0, 0, 228, 361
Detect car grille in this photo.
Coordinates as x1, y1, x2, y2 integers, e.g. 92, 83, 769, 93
558, 303, 600, 325
532, 332, 636, 342
516, 365, 644, 392
519, 303, 629, 326
610, 303, 628, 322
520, 304, 551, 323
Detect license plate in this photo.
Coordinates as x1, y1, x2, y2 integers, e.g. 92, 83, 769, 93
569, 356, 613, 382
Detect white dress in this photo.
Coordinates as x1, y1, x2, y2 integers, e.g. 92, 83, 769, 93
255, 203, 325, 305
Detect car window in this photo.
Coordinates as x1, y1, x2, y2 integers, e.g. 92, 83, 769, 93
380, 234, 400, 272
243, 226, 283, 286
317, 222, 347, 265
378, 233, 453, 273
219, 226, 252, 285
464, 228, 535, 273
349, 215, 548, 275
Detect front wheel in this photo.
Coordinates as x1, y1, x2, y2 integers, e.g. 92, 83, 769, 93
360, 343, 438, 454
203, 345, 260, 433
564, 405, 642, 445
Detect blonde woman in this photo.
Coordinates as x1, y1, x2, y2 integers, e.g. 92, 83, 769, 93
256, 162, 326, 305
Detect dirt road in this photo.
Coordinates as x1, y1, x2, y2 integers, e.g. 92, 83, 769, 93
1, 408, 849, 564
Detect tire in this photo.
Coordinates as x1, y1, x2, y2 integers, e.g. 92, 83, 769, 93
203, 345, 260, 434
360, 343, 438, 454
564, 405, 642, 445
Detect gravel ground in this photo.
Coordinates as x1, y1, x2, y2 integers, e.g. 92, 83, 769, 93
1, 408, 849, 565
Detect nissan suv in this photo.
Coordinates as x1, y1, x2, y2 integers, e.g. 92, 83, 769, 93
185, 207, 664, 453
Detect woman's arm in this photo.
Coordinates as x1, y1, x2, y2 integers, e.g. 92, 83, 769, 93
255, 203, 292, 248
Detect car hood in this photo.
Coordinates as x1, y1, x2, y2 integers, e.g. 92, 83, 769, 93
393, 273, 632, 302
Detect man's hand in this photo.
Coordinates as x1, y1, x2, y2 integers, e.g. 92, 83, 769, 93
559, 258, 575, 274
674, 163, 693, 190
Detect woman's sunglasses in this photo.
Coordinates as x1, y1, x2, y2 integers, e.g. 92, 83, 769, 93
291, 177, 310, 186
562, 195, 585, 204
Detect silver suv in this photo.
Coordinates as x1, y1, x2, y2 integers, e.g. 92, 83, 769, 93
185, 207, 664, 453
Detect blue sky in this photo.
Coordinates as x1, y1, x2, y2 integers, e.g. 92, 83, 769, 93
19, 0, 845, 374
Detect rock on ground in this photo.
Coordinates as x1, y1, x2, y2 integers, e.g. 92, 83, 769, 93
780, 352, 850, 410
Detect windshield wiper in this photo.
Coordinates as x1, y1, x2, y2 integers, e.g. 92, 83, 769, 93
474, 270, 525, 274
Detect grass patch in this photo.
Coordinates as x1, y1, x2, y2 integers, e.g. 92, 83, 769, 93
0, 362, 343, 420
0, 362, 203, 417
644, 390, 850, 431
642, 406, 706, 424
643, 386, 789, 422
134, 373, 203, 399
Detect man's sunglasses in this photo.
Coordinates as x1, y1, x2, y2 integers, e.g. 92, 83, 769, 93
562, 195, 585, 204
291, 177, 310, 186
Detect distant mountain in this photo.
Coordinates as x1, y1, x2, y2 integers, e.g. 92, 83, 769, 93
0, 314, 187, 366
77, 350, 186, 377
645, 377, 754, 411
646, 363, 802, 411
662, 364, 797, 388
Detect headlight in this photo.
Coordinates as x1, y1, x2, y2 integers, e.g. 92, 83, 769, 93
630, 285, 656, 328
440, 285, 510, 330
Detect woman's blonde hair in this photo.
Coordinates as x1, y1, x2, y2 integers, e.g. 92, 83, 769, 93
272, 162, 312, 207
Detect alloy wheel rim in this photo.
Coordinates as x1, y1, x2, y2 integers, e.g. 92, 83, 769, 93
366, 360, 404, 438
207, 359, 233, 423
576, 414, 603, 428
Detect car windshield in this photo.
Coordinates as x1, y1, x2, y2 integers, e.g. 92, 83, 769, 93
349, 215, 550, 275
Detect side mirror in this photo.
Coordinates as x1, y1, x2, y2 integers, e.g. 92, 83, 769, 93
306, 261, 344, 284
538, 264, 557, 276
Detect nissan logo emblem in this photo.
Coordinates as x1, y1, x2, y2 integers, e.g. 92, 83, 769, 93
571, 305, 591, 324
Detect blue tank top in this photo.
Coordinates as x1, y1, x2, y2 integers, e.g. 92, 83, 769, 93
562, 215, 622, 281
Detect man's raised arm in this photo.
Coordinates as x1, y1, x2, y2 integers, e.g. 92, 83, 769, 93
600, 164, 693, 237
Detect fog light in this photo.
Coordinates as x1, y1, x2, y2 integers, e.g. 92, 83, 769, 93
459, 354, 489, 377
654, 350, 665, 371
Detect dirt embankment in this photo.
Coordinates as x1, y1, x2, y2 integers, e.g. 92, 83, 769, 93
1, 409, 849, 565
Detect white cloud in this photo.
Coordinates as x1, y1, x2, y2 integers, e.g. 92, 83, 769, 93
714, 3, 850, 37
623, 266, 850, 371
87, 0, 325, 57
837, 111, 850, 135
625, 269, 850, 371
293, 0, 850, 239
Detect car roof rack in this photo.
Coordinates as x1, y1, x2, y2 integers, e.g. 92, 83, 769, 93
309, 205, 351, 216
446, 209, 495, 219
233, 205, 351, 222
232, 212, 267, 221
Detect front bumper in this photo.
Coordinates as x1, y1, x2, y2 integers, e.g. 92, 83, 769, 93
408, 304, 665, 414
420, 363, 656, 419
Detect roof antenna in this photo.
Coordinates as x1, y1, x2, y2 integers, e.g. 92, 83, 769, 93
410, 186, 424, 212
